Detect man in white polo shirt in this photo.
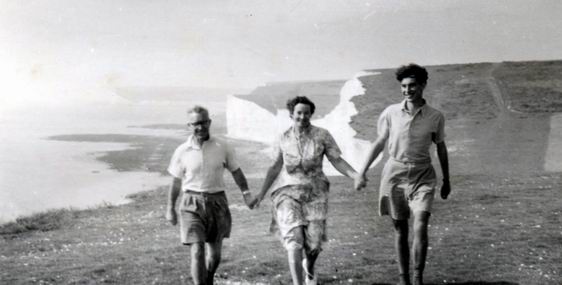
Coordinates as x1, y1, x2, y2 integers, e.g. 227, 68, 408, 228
166, 105, 253, 285
355, 64, 451, 285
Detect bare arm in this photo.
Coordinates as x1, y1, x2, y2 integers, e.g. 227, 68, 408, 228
166, 177, 182, 225
436, 141, 451, 199
230, 168, 253, 208
359, 137, 387, 173
327, 156, 358, 179
354, 136, 387, 190
359, 136, 387, 175
250, 151, 283, 208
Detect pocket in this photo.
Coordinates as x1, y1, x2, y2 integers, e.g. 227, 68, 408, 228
179, 194, 200, 213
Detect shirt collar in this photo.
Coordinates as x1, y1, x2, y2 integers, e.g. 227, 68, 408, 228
401, 99, 427, 115
290, 125, 313, 139
186, 135, 213, 150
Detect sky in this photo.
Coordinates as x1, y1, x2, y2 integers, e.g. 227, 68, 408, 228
1, 0, 562, 107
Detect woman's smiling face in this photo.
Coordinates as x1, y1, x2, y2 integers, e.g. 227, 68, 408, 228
291, 103, 312, 128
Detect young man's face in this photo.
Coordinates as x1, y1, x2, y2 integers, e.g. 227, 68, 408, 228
400, 77, 426, 102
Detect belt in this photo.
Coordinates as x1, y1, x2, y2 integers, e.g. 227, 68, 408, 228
389, 157, 431, 165
184, 190, 225, 196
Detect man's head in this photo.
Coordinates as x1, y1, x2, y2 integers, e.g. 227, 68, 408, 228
187, 106, 211, 141
395, 63, 428, 102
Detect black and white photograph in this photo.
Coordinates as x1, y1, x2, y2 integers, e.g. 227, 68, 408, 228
1, 1, 561, 284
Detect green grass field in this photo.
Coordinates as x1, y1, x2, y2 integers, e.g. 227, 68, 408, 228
1, 60, 561, 284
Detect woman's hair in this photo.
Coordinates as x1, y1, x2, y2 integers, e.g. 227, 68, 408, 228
286, 96, 316, 115
395, 63, 428, 85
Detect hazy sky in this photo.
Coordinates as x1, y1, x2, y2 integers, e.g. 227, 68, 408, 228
1, 0, 562, 106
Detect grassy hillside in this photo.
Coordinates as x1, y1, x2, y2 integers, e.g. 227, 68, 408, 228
493, 61, 562, 113
1, 135, 560, 284
351, 60, 562, 140
2, 60, 561, 284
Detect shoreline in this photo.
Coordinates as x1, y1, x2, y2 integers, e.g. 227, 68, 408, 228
2, 60, 562, 283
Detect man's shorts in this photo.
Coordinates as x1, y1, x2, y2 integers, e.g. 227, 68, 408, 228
178, 191, 231, 245
379, 158, 437, 220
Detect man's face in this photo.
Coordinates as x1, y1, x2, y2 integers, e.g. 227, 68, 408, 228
187, 112, 211, 140
400, 77, 425, 102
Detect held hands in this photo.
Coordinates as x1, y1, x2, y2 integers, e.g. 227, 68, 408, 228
354, 173, 367, 191
242, 190, 255, 209
165, 207, 177, 226
248, 193, 264, 209
243, 189, 264, 210
440, 179, 451, 199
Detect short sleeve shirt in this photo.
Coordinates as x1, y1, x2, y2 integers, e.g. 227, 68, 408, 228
167, 135, 240, 193
271, 125, 342, 191
378, 100, 445, 163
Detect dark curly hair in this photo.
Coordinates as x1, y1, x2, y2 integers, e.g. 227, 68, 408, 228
286, 96, 316, 115
395, 63, 428, 85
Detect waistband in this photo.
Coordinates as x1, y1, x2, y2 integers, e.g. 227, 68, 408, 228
184, 190, 226, 196
389, 157, 432, 166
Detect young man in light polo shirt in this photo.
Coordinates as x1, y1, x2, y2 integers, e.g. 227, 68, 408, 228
355, 64, 451, 285
166, 105, 254, 285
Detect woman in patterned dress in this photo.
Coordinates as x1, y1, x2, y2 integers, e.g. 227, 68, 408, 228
251, 96, 363, 285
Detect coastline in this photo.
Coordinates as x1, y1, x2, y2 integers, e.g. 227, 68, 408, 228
2, 60, 562, 283
0, 99, 226, 224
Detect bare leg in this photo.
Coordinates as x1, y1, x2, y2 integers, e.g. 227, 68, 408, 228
287, 227, 305, 285
206, 240, 223, 285
190, 242, 207, 285
304, 249, 320, 278
392, 219, 411, 285
412, 211, 430, 285
303, 221, 322, 279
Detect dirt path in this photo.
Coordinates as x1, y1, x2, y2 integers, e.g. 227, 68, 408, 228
486, 62, 509, 114
447, 63, 554, 175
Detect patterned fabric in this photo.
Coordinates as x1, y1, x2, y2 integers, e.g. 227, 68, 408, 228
270, 183, 329, 251
269, 125, 342, 248
271, 125, 342, 192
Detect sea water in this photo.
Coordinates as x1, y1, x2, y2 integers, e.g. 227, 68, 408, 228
0, 99, 225, 223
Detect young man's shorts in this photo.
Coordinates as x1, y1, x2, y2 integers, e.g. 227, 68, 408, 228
178, 190, 231, 245
270, 183, 329, 252
379, 158, 437, 220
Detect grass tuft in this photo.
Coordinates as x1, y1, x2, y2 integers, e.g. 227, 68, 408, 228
0, 208, 77, 237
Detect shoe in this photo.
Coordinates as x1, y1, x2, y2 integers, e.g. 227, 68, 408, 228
398, 273, 411, 285
413, 271, 423, 285
302, 258, 318, 285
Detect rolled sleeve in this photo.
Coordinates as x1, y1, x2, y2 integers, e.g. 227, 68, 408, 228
377, 109, 390, 140
167, 147, 185, 178
433, 113, 446, 143
224, 143, 240, 172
